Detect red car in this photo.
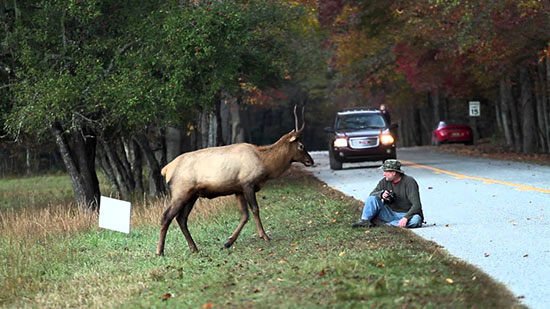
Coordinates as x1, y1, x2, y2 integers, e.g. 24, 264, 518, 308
432, 120, 473, 146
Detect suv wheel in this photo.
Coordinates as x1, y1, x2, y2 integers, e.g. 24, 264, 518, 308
329, 150, 342, 170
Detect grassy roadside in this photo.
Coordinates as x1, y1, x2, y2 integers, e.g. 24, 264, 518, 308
0, 169, 524, 308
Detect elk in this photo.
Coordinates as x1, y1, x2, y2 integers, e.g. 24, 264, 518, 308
156, 106, 314, 255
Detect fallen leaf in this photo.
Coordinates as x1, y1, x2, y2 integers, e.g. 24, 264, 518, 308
203, 285, 210, 290
278, 259, 287, 264
331, 219, 337, 223
253, 289, 260, 293
291, 243, 297, 247
446, 278, 454, 284
307, 220, 313, 225
281, 196, 286, 200
376, 262, 385, 267
334, 211, 340, 215
523, 254, 529, 257
428, 186, 433, 189
364, 230, 371, 234
161, 293, 172, 301
472, 276, 477, 281
484, 253, 490, 257
445, 224, 450, 227
319, 269, 327, 276
339, 251, 346, 256
203, 303, 214, 309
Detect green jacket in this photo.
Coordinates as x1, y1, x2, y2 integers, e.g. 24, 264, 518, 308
370, 174, 424, 220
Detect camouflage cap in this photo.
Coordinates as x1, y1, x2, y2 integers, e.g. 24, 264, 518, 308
380, 159, 404, 173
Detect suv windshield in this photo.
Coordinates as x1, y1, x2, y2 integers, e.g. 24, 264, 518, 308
336, 114, 386, 130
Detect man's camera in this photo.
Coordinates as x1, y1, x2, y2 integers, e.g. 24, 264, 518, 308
382, 190, 396, 204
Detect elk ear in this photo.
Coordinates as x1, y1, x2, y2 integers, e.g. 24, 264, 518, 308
289, 135, 297, 142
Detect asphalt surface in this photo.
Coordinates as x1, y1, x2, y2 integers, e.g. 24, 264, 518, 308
306, 147, 550, 309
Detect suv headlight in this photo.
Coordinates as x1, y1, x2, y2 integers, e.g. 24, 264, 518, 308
333, 138, 348, 148
380, 134, 394, 145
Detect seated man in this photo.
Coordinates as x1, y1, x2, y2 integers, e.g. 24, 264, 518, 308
352, 159, 424, 228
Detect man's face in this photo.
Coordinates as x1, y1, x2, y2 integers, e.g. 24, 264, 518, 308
383, 170, 397, 181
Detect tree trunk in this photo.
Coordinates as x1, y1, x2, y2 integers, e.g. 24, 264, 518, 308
431, 88, 440, 127
505, 73, 522, 152
494, 100, 503, 139
199, 108, 209, 148
97, 151, 122, 194
230, 95, 245, 143
536, 62, 547, 152
499, 78, 514, 147
25, 148, 31, 175
214, 97, 224, 146
124, 137, 144, 196
208, 111, 217, 147
220, 93, 231, 145
520, 67, 536, 153
51, 122, 100, 211
135, 133, 166, 197
413, 107, 422, 146
101, 140, 132, 199
165, 126, 183, 162
545, 55, 550, 153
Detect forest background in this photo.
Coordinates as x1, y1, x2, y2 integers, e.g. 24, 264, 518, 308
1, 0, 550, 208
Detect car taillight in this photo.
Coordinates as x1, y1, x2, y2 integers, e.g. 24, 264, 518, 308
333, 138, 348, 148
380, 134, 394, 145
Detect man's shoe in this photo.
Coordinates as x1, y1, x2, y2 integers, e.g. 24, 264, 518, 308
351, 219, 373, 228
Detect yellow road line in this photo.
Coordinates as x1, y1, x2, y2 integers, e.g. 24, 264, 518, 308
400, 160, 550, 194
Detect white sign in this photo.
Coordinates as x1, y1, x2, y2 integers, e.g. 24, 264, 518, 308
99, 196, 131, 234
469, 101, 480, 117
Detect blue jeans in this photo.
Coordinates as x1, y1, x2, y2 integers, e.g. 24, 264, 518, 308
361, 196, 422, 228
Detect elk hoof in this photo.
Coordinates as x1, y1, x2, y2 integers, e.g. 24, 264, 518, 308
261, 234, 271, 242
223, 241, 233, 249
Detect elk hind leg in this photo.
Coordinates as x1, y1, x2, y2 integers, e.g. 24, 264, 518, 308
224, 193, 249, 249
175, 196, 199, 253
156, 193, 192, 256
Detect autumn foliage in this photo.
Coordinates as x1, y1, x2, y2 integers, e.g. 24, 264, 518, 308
318, 0, 550, 153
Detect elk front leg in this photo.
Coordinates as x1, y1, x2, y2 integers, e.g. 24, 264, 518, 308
224, 193, 249, 249
243, 187, 270, 242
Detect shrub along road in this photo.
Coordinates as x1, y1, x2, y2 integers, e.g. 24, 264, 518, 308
307, 147, 550, 309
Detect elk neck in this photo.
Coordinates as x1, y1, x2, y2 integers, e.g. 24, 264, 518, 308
256, 135, 293, 179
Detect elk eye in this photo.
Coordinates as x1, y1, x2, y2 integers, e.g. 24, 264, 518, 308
298, 143, 304, 150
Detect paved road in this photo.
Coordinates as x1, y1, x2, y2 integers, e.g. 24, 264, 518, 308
306, 147, 550, 309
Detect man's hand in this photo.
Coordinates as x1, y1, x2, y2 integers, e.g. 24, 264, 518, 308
382, 190, 390, 199
398, 217, 408, 227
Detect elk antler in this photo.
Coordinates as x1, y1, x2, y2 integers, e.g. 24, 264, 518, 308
298, 106, 305, 132
293, 105, 299, 132
293, 105, 306, 134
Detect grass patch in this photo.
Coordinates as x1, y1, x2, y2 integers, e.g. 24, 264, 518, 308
0, 169, 524, 308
